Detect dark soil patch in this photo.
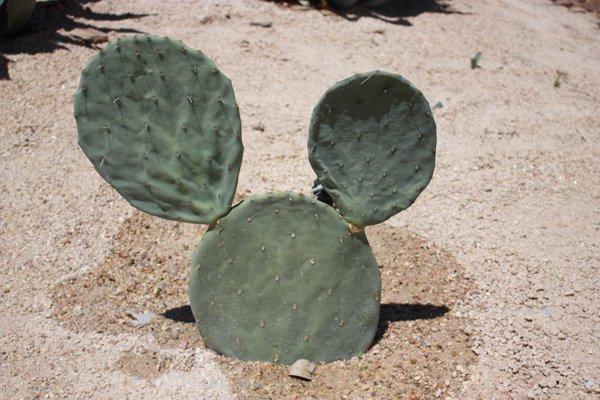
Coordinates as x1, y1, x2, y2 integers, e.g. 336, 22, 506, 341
52, 210, 475, 398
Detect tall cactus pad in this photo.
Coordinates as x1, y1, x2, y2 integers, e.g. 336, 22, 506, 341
0, 0, 35, 37
74, 35, 243, 224
308, 71, 436, 227
189, 192, 381, 364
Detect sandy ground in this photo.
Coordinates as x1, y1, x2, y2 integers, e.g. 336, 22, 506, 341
1, 0, 599, 399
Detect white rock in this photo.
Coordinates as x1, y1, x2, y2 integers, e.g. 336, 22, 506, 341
288, 359, 316, 381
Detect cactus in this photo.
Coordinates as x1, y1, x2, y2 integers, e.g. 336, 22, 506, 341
308, 71, 436, 227
74, 35, 242, 224
0, 0, 35, 37
75, 35, 436, 365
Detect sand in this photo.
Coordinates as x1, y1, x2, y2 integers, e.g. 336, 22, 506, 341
1, 0, 599, 399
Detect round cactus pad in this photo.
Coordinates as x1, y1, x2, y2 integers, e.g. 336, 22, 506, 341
189, 192, 381, 364
308, 71, 436, 227
74, 35, 243, 224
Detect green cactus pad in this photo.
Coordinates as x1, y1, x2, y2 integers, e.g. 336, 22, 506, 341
308, 71, 436, 227
74, 35, 243, 224
189, 192, 381, 364
0, 0, 35, 37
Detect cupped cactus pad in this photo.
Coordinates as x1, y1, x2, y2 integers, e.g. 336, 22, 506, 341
189, 192, 381, 364
0, 0, 35, 37
308, 71, 436, 227
74, 35, 242, 224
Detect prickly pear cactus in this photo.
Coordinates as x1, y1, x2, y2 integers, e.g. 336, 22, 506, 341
0, 0, 35, 37
308, 71, 436, 227
189, 192, 381, 364
74, 36, 437, 366
74, 35, 242, 224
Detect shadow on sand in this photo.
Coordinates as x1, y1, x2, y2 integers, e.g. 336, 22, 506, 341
0, 0, 150, 80
266, 0, 466, 26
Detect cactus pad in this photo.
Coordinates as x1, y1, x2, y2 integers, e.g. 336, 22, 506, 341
308, 71, 436, 227
189, 192, 381, 364
74, 35, 243, 224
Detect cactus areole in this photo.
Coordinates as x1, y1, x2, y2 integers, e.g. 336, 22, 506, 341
74, 35, 436, 364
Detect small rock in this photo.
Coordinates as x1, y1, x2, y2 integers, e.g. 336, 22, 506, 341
171, 328, 181, 340
67, 28, 109, 45
252, 123, 265, 132
250, 21, 272, 28
184, 355, 194, 370
541, 306, 551, 318
199, 15, 215, 24
538, 377, 557, 388
126, 311, 156, 327
526, 390, 536, 399
471, 51, 482, 69
289, 359, 316, 381
250, 381, 262, 390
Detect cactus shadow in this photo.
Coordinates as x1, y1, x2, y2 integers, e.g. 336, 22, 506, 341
163, 305, 196, 324
373, 303, 449, 345
333, 0, 467, 26
266, 0, 467, 26
0, 0, 150, 80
